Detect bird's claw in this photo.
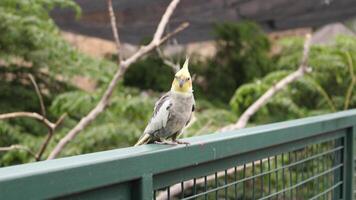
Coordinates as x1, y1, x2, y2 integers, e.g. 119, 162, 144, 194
174, 140, 190, 146
154, 140, 177, 145
154, 140, 190, 146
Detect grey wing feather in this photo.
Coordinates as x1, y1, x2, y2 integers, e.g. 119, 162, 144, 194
185, 103, 195, 126
153, 93, 171, 117
144, 92, 172, 135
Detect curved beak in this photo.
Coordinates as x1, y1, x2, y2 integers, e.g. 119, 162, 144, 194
179, 79, 185, 88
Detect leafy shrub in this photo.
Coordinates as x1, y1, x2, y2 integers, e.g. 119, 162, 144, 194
200, 21, 273, 102
123, 54, 174, 92
230, 35, 356, 124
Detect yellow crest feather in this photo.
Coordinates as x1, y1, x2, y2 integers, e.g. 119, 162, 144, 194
175, 57, 190, 77
171, 57, 192, 93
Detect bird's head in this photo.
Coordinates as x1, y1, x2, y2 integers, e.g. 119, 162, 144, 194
171, 57, 192, 93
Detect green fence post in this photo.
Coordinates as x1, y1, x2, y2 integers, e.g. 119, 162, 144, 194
140, 174, 153, 200
354, 128, 356, 200
344, 126, 355, 200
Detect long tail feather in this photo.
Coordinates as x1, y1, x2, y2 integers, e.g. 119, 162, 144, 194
134, 134, 151, 146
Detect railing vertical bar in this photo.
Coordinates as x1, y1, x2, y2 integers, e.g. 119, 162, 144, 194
312, 144, 317, 198
274, 155, 279, 199
252, 161, 255, 200
334, 138, 342, 199
268, 157, 271, 199
328, 142, 334, 200
294, 151, 298, 199
234, 167, 237, 199
167, 187, 170, 200
289, 152, 293, 199
305, 146, 310, 198
322, 142, 327, 200
331, 140, 336, 199
318, 143, 326, 195
320, 144, 324, 196
140, 174, 153, 200
181, 181, 185, 199
224, 170, 228, 200
282, 153, 285, 199
215, 172, 218, 199
243, 164, 246, 199
302, 148, 306, 199
260, 159, 263, 198
193, 178, 196, 198
344, 126, 355, 200
204, 176, 208, 200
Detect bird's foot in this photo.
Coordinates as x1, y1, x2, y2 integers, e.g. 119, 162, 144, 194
154, 140, 189, 145
154, 140, 178, 145
173, 140, 190, 146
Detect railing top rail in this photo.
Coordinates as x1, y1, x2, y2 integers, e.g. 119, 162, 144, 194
1, 109, 356, 198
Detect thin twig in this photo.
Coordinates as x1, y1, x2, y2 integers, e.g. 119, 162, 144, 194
28, 74, 46, 117
156, 22, 190, 73
47, 0, 185, 159
0, 145, 37, 159
159, 22, 189, 46
35, 113, 67, 161
108, 0, 122, 62
156, 48, 180, 73
344, 51, 355, 110
0, 112, 55, 129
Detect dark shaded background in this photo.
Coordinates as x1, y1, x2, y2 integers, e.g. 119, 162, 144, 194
52, 0, 356, 44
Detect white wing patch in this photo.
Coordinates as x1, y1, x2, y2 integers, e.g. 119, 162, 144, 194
145, 99, 171, 134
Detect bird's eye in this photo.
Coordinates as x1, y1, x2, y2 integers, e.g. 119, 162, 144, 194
187, 77, 190, 81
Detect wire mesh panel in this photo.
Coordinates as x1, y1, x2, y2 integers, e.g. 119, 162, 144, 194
154, 138, 344, 200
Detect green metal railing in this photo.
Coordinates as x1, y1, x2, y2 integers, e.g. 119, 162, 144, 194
0, 110, 356, 200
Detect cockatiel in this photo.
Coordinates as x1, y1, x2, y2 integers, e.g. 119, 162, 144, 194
135, 58, 195, 146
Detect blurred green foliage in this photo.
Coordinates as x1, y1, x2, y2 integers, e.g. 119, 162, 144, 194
0, 0, 355, 172
0, 0, 116, 165
124, 54, 174, 92
230, 35, 356, 124
200, 22, 273, 102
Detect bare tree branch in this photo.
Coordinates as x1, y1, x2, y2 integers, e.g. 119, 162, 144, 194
152, 0, 181, 44
158, 22, 189, 46
107, 0, 122, 62
158, 34, 313, 199
220, 34, 312, 132
28, 74, 46, 117
47, 0, 185, 159
0, 145, 37, 159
